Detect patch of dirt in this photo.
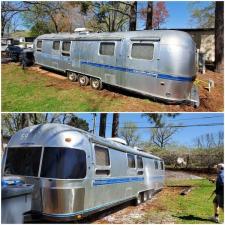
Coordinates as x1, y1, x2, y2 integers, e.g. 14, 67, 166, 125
83, 187, 182, 224
26, 66, 223, 112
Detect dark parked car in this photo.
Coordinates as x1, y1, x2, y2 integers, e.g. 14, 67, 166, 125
5, 45, 23, 62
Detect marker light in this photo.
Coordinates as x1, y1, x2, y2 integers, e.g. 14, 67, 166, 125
65, 137, 72, 142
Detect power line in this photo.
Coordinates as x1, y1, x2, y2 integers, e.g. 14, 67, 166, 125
91, 115, 224, 125
94, 123, 224, 129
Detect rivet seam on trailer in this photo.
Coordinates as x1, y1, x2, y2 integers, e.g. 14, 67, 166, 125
80, 61, 193, 82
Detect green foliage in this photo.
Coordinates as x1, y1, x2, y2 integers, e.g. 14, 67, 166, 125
67, 115, 89, 131
85, 2, 130, 32
189, 2, 215, 28
30, 21, 55, 36
142, 113, 179, 127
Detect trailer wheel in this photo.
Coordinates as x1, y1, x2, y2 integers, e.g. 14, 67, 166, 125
78, 75, 89, 86
67, 71, 78, 82
134, 193, 142, 206
90, 78, 103, 90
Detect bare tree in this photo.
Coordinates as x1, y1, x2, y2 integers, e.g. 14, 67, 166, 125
1, 2, 27, 36
150, 125, 178, 149
2, 113, 89, 136
119, 122, 140, 147
194, 131, 224, 149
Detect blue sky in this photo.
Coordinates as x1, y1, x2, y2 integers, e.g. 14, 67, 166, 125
15, 1, 212, 31
137, 1, 211, 29
76, 113, 224, 147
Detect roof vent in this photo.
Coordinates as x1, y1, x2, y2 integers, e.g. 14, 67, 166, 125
107, 137, 127, 145
133, 146, 145, 151
74, 28, 90, 35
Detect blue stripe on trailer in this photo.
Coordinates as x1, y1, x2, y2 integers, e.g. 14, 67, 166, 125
80, 61, 193, 82
93, 177, 144, 186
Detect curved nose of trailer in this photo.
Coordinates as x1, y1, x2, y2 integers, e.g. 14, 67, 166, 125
159, 31, 199, 106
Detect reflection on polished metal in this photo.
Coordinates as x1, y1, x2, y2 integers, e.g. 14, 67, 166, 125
33, 30, 199, 107
3, 124, 165, 221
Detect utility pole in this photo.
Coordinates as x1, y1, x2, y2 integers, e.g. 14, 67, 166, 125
92, 113, 96, 134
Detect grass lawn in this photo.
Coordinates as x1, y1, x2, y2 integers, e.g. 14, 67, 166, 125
141, 179, 224, 224
2, 64, 127, 112
2, 63, 223, 112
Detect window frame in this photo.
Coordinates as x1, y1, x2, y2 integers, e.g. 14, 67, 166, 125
99, 41, 116, 56
94, 144, 111, 176
36, 40, 42, 52
160, 161, 164, 170
127, 153, 136, 169
62, 41, 71, 56
52, 40, 60, 51
130, 42, 155, 61
40, 147, 87, 180
4, 146, 44, 178
137, 155, 143, 169
154, 160, 159, 170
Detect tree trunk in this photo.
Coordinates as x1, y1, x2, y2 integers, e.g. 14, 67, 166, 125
146, 1, 153, 30
129, 1, 137, 31
215, 1, 224, 73
21, 114, 31, 128
99, 113, 107, 137
112, 113, 119, 137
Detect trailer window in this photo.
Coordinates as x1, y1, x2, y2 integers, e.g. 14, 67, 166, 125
128, 154, 135, 168
62, 41, 71, 56
160, 161, 164, 170
99, 42, 115, 56
154, 160, 159, 170
41, 147, 86, 179
4, 147, 42, 177
95, 145, 110, 166
137, 156, 143, 168
131, 43, 154, 60
53, 41, 60, 50
37, 40, 42, 51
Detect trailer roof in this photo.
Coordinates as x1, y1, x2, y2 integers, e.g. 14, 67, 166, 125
36, 30, 194, 47
8, 123, 162, 160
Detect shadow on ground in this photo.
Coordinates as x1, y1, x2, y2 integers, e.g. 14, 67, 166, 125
173, 214, 212, 222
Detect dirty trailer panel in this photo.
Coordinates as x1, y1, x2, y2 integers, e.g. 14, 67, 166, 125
3, 124, 165, 221
33, 30, 199, 107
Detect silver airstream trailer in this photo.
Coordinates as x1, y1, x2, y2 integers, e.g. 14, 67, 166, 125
2, 123, 165, 221
33, 30, 199, 107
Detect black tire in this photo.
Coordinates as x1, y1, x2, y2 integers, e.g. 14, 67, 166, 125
90, 78, 103, 90
67, 71, 78, 82
78, 75, 89, 86
134, 193, 142, 206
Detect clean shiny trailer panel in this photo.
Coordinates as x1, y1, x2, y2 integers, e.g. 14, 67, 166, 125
3, 124, 164, 221
33, 30, 199, 107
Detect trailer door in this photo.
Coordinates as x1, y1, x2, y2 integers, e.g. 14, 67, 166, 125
60, 41, 72, 72
51, 40, 61, 70
124, 40, 160, 93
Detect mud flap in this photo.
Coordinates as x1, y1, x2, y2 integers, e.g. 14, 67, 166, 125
186, 84, 200, 108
